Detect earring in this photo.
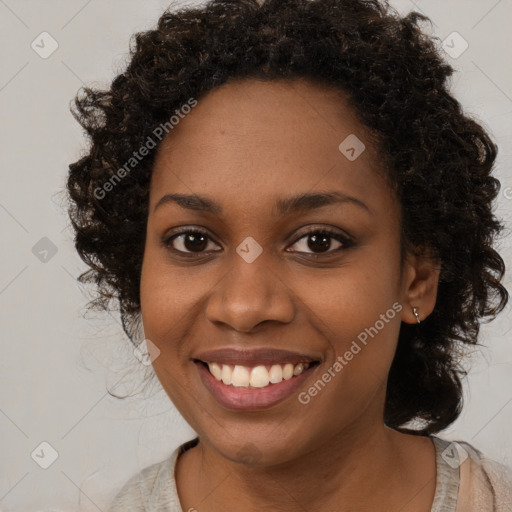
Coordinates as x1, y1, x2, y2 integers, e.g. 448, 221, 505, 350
413, 307, 421, 324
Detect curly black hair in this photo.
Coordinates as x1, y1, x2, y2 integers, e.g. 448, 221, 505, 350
65, 0, 508, 435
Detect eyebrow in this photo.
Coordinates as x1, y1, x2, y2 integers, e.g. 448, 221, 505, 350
153, 191, 371, 216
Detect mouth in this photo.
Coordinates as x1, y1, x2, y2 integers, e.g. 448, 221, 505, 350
193, 353, 321, 411
195, 360, 319, 388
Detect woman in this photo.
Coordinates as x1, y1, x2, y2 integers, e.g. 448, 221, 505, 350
66, 0, 512, 510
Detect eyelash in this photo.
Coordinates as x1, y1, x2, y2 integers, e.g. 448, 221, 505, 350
161, 226, 353, 258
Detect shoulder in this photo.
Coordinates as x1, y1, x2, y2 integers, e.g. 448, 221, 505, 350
106, 450, 180, 512
433, 436, 512, 512
106, 457, 172, 511
106, 438, 198, 511
457, 439, 512, 512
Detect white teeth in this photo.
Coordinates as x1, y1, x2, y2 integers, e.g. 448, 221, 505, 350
283, 363, 294, 380
250, 366, 270, 388
208, 362, 222, 381
206, 361, 312, 388
221, 364, 232, 385
293, 363, 305, 376
269, 364, 283, 383
231, 365, 250, 387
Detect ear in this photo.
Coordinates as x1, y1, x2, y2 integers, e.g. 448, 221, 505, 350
401, 249, 441, 324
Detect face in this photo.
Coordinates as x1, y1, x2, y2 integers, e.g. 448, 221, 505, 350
140, 78, 423, 466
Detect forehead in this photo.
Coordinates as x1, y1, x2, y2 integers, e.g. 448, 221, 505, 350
150, 78, 395, 219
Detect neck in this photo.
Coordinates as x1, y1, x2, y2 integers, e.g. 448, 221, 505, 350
176, 421, 424, 511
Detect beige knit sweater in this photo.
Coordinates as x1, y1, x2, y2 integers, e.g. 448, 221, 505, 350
107, 436, 512, 511
448, 438, 512, 511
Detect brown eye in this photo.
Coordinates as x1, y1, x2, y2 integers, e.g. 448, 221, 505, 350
164, 229, 220, 254
288, 228, 352, 255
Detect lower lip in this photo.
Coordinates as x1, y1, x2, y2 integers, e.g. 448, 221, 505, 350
196, 362, 318, 411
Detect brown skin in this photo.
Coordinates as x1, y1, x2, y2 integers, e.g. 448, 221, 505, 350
140, 78, 440, 511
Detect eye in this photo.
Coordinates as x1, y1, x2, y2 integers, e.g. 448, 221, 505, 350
162, 226, 353, 257
163, 228, 221, 255
287, 227, 352, 255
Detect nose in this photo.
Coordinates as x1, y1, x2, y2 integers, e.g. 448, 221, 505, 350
205, 252, 295, 333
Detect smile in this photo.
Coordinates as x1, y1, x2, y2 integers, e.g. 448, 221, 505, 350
206, 361, 314, 388
194, 358, 320, 411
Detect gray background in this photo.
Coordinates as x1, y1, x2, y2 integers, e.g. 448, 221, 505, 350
1, 0, 511, 510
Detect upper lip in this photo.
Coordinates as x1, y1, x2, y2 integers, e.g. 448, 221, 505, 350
193, 347, 321, 366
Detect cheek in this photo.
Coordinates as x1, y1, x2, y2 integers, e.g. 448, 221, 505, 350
140, 250, 199, 338
294, 253, 402, 400
140, 261, 197, 418
303, 257, 401, 342
140, 255, 188, 375
290, 286, 401, 448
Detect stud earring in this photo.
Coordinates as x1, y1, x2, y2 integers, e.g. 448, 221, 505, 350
413, 307, 421, 324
